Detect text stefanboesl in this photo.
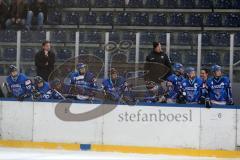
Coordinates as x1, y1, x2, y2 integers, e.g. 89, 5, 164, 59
118, 109, 192, 122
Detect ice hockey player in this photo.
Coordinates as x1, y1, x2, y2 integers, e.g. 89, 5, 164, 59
144, 81, 164, 103
32, 76, 52, 100
205, 65, 234, 107
69, 63, 98, 100
164, 63, 185, 103
199, 68, 210, 104
180, 67, 203, 104
102, 68, 135, 104
6, 65, 32, 101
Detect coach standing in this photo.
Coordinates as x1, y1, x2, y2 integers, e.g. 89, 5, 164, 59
35, 40, 55, 81
144, 42, 172, 83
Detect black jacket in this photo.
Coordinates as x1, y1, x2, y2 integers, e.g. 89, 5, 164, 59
144, 50, 172, 82
0, 2, 8, 22
30, 1, 47, 22
35, 49, 55, 81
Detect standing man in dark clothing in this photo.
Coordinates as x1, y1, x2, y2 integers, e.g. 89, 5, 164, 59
144, 42, 172, 83
0, 0, 8, 29
35, 41, 55, 81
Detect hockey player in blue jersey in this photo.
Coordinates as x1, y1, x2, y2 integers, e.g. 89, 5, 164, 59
180, 67, 203, 104
144, 81, 164, 103
164, 63, 185, 103
6, 65, 32, 101
205, 65, 234, 107
199, 68, 210, 104
32, 76, 52, 100
102, 68, 135, 104
70, 63, 97, 100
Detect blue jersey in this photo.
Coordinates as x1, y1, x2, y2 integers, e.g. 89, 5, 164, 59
70, 71, 96, 88
206, 76, 232, 104
6, 73, 32, 97
166, 74, 185, 100
181, 77, 203, 103
144, 85, 163, 103
35, 82, 52, 99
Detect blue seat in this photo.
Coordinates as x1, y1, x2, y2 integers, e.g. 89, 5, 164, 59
21, 48, 36, 61
63, 12, 80, 25
47, 11, 62, 25
233, 0, 240, 9
179, 0, 195, 8
140, 32, 155, 45
51, 30, 67, 43
216, 0, 232, 8
3, 48, 16, 61
122, 32, 136, 42
25, 66, 36, 77
60, 0, 75, 7
94, 49, 105, 59
85, 32, 103, 43
57, 48, 72, 61
79, 48, 89, 55
116, 12, 131, 26
145, 0, 160, 8
98, 12, 113, 25
202, 32, 212, 46
235, 32, 240, 47
151, 13, 167, 26
188, 13, 203, 26
185, 52, 197, 64
170, 51, 182, 63
76, 0, 90, 7
0, 30, 17, 42
128, 50, 136, 62
158, 33, 167, 45
224, 13, 240, 27
127, 0, 143, 8
197, 0, 213, 8
110, 0, 124, 7
163, 0, 177, 8
133, 12, 149, 26
69, 31, 85, 43
21, 30, 33, 43
109, 32, 120, 43
45, 0, 58, 7
169, 13, 185, 26
176, 32, 192, 45
223, 52, 240, 65
213, 32, 230, 46
203, 51, 221, 65
93, 0, 108, 7
82, 12, 97, 25
32, 31, 46, 43
206, 13, 222, 27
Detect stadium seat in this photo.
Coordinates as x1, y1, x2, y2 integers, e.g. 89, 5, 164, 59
56, 48, 72, 61
47, 11, 62, 25
45, 0, 58, 7
170, 51, 182, 63
151, 13, 167, 26
158, 33, 167, 45
223, 52, 240, 65
163, 0, 177, 8
76, 0, 90, 7
85, 32, 103, 43
69, 31, 85, 43
203, 51, 221, 65
3, 48, 16, 61
128, 50, 136, 62
21, 48, 36, 61
233, 0, 240, 9
169, 13, 185, 26
127, 0, 143, 8
140, 32, 155, 45
122, 32, 136, 42
82, 12, 97, 25
185, 52, 197, 64
60, 0, 75, 7
224, 13, 240, 27
116, 12, 131, 26
179, 0, 195, 8
98, 12, 113, 25
235, 32, 240, 47
94, 49, 105, 59
21, 30, 32, 43
79, 48, 89, 55
145, 0, 160, 8
63, 12, 80, 25
206, 13, 222, 27
0, 30, 17, 42
51, 30, 67, 43
110, 0, 124, 7
202, 32, 212, 46
213, 32, 230, 46
93, 0, 108, 7
197, 0, 213, 8
24, 66, 36, 77
133, 12, 149, 26
216, 0, 232, 9
33, 31, 46, 43
187, 13, 203, 26
176, 32, 193, 45
109, 32, 120, 43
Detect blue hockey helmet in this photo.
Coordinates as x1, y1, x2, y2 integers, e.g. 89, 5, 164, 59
186, 67, 195, 74
173, 63, 184, 72
34, 76, 44, 84
9, 65, 17, 73
211, 65, 222, 73
77, 63, 86, 70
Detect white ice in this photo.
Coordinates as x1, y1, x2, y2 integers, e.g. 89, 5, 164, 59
0, 147, 236, 160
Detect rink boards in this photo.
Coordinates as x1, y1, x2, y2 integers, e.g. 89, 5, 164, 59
0, 99, 239, 157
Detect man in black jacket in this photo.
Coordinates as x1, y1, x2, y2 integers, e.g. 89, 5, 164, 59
0, 0, 8, 29
35, 40, 55, 81
144, 42, 172, 83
